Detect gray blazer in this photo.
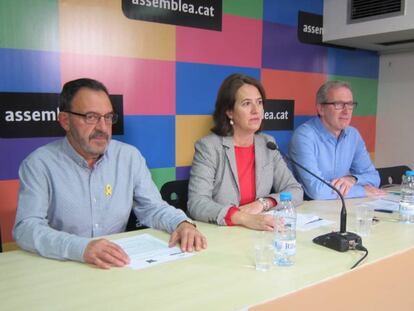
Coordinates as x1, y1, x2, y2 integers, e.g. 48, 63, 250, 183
188, 133, 303, 225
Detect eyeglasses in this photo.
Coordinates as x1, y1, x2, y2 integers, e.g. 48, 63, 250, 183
65, 111, 118, 124
322, 101, 358, 110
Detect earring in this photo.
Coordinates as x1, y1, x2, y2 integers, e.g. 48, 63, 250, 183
229, 119, 234, 125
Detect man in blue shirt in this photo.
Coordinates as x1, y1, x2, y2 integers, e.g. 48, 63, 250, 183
13, 78, 207, 269
288, 80, 385, 200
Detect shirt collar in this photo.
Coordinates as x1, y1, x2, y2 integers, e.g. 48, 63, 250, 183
314, 117, 349, 141
62, 136, 109, 168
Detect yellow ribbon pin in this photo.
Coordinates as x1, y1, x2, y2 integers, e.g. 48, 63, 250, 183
105, 184, 112, 196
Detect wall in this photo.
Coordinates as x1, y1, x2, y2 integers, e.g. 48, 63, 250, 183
0, 0, 379, 249
376, 51, 414, 169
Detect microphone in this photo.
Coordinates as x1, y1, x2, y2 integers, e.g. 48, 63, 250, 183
266, 141, 361, 252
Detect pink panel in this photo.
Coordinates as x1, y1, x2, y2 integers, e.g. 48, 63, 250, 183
61, 53, 175, 115
176, 15, 262, 68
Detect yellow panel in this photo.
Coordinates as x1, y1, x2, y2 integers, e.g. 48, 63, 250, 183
59, 0, 175, 60
176, 115, 213, 166
370, 152, 375, 162
2, 242, 18, 252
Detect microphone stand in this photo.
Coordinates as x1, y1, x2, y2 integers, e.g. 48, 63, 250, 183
267, 142, 361, 252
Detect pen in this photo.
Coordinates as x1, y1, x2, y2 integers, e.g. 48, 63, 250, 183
374, 209, 394, 214
305, 218, 322, 225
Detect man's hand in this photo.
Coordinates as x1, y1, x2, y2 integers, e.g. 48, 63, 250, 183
83, 239, 130, 269
169, 221, 207, 252
231, 212, 275, 231
331, 175, 357, 197
364, 184, 387, 197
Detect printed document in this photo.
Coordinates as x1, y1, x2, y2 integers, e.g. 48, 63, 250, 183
113, 234, 194, 270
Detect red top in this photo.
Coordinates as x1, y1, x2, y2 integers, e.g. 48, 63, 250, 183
225, 145, 256, 226
224, 144, 277, 226
235, 145, 256, 205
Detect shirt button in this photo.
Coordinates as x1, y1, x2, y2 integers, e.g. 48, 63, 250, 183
93, 198, 97, 203
95, 223, 99, 228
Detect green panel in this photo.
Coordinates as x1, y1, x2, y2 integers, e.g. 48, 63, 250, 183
223, 0, 263, 19
150, 167, 176, 190
0, 0, 59, 51
328, 75, 378, 116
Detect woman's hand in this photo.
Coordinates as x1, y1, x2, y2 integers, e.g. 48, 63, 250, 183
239, 200, 264, 215
231, 212, 274, 231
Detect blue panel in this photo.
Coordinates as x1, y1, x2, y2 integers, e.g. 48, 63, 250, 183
176, 62, 260, 115
293, 115, 313, 129
327, 48, 379, 79
263, 130, 292, 155
263, 0, 323, 26
115, 115, 175, 168
0, 48, 61, 92
0, 137, 60, 180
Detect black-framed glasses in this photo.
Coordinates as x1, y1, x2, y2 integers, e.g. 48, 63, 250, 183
65, 111, 118, 125
322, 101, 358, 110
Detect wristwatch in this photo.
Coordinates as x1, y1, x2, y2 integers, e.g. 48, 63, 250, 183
181, 218, 197, 228
258, 197, 271, 212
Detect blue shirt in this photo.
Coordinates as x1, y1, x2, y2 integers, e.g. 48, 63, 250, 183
13, 137, 187, 262
288, 117, 380, 200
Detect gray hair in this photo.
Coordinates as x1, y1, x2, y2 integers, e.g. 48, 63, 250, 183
316, 80, 352, 104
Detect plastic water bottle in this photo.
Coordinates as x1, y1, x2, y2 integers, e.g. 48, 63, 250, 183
273, 192, 296, 266
399, 170, 414, 224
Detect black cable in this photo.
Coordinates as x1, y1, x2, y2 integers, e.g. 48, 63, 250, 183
350, 244, 368, 269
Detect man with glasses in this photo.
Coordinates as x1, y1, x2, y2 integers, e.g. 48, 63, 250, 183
288, 80, 385, 199
13, 78, 207, 269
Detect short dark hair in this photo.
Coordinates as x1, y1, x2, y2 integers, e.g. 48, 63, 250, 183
211, 73, 266, 136
59, 78, 110, 111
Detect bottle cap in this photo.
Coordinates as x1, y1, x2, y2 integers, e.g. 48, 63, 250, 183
280, 192, 292, 201
406, 170, 414, 176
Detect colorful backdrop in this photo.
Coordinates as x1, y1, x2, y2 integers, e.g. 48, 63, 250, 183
0, 0, 379, 249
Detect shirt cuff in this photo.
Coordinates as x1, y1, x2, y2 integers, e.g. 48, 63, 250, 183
224, 206, 240, 226
267, 197, 277, 208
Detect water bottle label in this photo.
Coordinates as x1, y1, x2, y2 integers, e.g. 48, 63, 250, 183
275, 240, 296, 256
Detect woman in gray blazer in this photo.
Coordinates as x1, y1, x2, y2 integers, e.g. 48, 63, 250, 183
188, 74, 303, 231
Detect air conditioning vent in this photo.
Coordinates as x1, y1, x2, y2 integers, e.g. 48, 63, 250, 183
349, 0, 404, 23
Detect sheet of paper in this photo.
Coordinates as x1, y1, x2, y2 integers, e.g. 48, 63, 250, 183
113, 233, 194, 270
359, 199, 399, 212
378, 193, 400, 203
265, 211, 334, 231
296, 213, 334, 231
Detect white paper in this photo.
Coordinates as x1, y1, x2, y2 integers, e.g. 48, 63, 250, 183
296, 213, 334, 231
378, 193, 400, 203
265, 211, 334, 231
113, 234, 194, 270
359, 199, 399, 212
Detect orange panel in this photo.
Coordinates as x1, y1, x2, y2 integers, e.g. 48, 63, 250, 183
351, 116, 376, 152
176, 115, 213, 167
0, 180, 19, 243
261, 69, 326, 115
59, 0, 175, 60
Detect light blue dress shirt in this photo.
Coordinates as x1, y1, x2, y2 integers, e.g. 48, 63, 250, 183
13, 137, 187, 262
288, 117, 380, 200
